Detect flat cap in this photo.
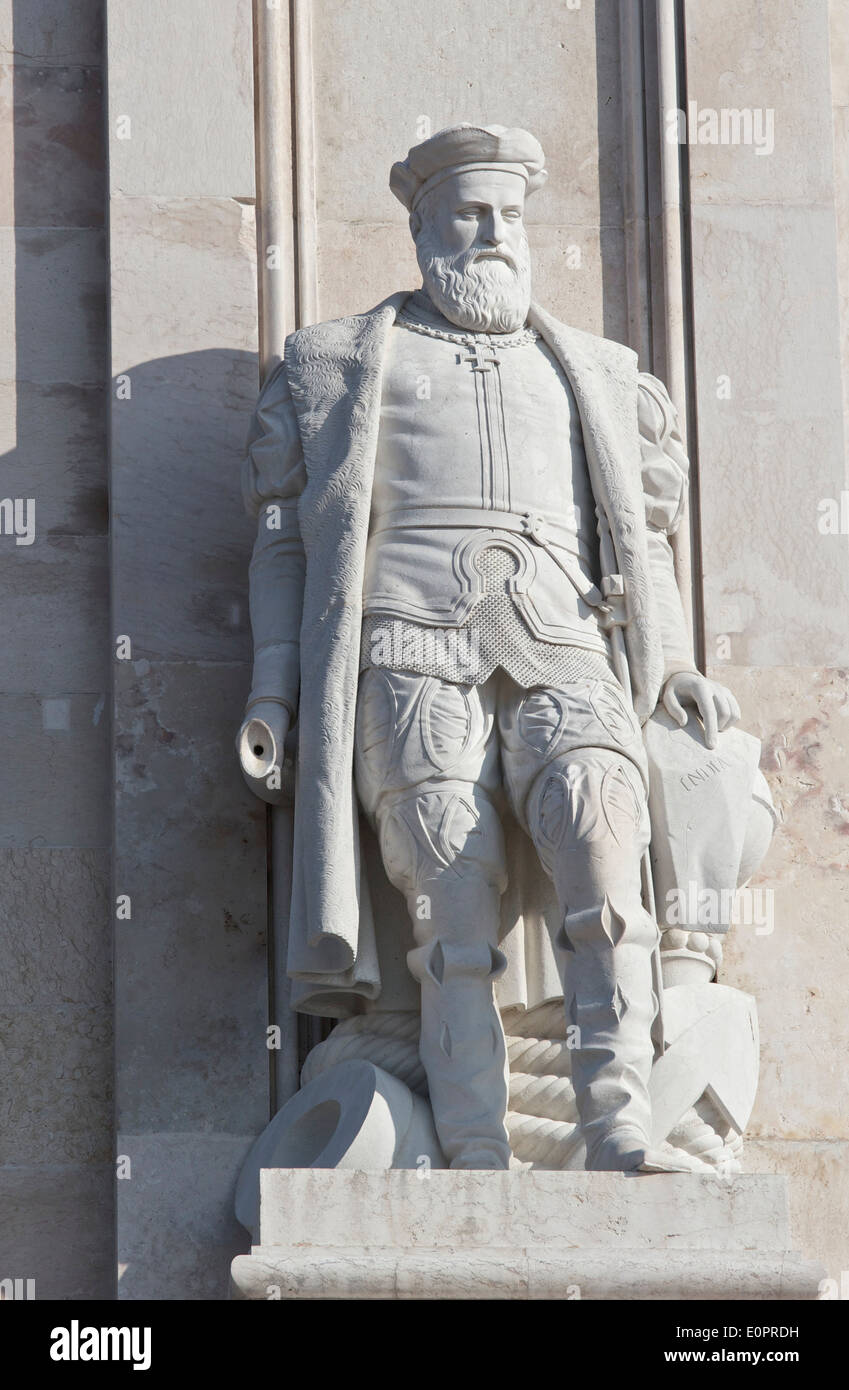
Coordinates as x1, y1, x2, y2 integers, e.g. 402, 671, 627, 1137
390, 123, 547, 212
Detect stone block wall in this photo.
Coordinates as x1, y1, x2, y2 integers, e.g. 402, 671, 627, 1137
0, 0, 113, 1301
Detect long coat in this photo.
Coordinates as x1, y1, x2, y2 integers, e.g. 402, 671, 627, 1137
243, 292, 694, 1017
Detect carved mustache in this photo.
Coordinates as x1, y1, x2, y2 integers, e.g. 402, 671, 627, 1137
472, 248, 518, 271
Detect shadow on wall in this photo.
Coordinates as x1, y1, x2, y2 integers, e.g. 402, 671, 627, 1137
110, 347, 273, 1303
110, 349, 260, 665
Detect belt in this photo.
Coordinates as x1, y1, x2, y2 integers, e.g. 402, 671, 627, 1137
371, 504, 591, 554
370, 505, 609, 613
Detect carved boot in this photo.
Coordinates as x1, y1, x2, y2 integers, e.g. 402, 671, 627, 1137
406, 877, 511, 1170
559, 893, 660, 1170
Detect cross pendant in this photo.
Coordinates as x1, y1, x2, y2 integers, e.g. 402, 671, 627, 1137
460, 342, 501, 373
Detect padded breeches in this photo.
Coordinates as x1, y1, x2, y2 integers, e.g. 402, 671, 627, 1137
354, 666, 658, 1169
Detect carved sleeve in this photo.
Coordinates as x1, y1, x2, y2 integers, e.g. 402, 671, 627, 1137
242, 361, 307, 717
638, 372, 699, 682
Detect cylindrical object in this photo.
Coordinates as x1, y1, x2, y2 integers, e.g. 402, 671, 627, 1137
235, 1060, 445, 1237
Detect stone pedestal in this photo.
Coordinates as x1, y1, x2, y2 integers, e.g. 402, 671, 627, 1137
230, 1169, 823, 1300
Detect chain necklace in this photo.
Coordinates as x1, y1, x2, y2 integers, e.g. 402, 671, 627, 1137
397, 311, 539, 350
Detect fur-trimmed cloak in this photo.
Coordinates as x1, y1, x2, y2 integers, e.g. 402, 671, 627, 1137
243, 292, 695, 1017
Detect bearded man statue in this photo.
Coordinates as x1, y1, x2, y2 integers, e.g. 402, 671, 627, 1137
237, 124, 753, 1175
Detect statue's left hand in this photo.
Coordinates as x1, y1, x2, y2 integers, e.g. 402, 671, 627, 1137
661, 672, 741, 751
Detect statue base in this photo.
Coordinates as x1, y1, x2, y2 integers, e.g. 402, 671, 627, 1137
230, 1169, 822, 1300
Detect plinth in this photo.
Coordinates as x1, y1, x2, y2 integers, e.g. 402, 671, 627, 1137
230, 1169, 823, 1300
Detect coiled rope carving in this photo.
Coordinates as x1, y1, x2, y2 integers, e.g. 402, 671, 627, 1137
300, 1007, 740, 1171
301, 1009, 583, 1170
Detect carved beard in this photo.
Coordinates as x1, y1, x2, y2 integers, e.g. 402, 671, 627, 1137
415, 227, 532, 333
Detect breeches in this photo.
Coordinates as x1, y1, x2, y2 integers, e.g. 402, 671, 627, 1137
354, 666, 658, 1167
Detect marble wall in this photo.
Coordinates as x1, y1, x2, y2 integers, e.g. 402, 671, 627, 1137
310, 0, 627, 336
686, 0, 849, 1284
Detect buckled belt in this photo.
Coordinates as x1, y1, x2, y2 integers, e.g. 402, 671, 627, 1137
371, 505, 589, 553
369, 505, 609, 613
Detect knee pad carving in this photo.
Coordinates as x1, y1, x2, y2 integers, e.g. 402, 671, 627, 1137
377, 786, 506, 896
527, 751, 648, 869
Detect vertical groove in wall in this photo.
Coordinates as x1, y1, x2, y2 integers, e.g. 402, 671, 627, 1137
289, 0, 329, 1066
655, 1, 687, 429
103, 0, 120, 1299
253, 0, 300, 1114
250, 0, 277, 1123
620, 0, 652, 369
637, 2, 655, 372
254, 0, 297, 375
291, 0, 318, 328
674, 0, 706, 670
622, 0, 703, 660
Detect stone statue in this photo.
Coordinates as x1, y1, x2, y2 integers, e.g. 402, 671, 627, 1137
236, 125, 774, 1194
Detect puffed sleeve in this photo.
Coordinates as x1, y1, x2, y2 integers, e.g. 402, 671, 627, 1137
638, 372, 698, 680
243, 362, 306, 717
243, 360, 306, 517
638, 372, 689, 534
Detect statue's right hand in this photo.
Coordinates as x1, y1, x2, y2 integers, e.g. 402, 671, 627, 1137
237, 700, 294, 805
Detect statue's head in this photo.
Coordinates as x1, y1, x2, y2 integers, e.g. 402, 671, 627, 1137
390, 124, 547, 333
